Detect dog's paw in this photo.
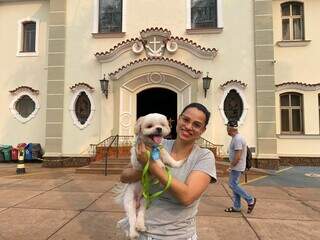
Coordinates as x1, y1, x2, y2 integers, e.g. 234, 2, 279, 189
135, 222, 147, 232
129, 230, 139, 239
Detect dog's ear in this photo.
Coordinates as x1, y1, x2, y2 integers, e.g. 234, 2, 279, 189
134, 116, 144, 135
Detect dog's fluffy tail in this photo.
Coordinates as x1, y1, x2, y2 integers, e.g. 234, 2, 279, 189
112, 182, 129, 205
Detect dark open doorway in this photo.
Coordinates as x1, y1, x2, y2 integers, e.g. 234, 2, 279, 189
137, 88, 177, 139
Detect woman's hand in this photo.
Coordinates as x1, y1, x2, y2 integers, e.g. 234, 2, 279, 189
120, 164, 142, 183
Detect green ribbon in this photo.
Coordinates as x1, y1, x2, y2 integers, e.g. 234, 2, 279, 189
141, 150, 172, 209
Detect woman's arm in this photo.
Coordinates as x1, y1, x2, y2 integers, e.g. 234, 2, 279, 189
149, 162, 211, 206
137, 143, 212, 206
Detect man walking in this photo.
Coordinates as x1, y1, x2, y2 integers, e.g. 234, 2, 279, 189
225, 120, 256, 213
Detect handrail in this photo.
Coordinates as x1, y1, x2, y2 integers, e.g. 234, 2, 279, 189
196, 137, 223, 160
104, 135, 118, 176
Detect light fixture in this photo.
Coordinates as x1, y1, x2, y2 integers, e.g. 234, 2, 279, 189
99, 74, 109, 98
202, 72, 212, 98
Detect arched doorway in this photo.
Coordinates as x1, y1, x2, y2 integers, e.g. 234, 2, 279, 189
137, 88, 177, 139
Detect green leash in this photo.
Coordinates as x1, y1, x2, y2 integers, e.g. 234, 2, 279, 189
141, 150, 172, 209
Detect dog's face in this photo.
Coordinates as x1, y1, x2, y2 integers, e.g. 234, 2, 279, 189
134, 113, 171, 146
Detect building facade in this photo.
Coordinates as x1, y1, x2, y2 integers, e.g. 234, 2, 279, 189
0, 0, 319, 169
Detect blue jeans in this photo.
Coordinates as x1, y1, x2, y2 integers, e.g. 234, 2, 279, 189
229, 170, 254, 210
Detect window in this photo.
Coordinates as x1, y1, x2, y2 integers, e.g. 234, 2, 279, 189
99, 0, 122, 33
9, 89, 40, 123
75, 92, 91, 125
223, 89, 243, 122
280, 92, 303, 134
281, 2, 304, 41
22, 21, 36, 52
191, 0, 217, 29
15, 95, 36, 118
69, 84, 95, 129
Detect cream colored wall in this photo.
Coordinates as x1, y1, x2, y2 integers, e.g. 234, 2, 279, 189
0, 1, 48, 147
61, 0, 256, 155
273, 0, 320, 85
273, 0, 320, 156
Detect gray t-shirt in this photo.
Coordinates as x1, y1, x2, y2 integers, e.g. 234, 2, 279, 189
228, 133, 247, 172
143, 139, 216, 239
119, 139, 216, 240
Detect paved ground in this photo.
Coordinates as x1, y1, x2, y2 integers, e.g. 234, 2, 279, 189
0, 163, 319, 240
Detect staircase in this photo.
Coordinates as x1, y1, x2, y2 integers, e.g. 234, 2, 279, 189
76, 135, 225, 176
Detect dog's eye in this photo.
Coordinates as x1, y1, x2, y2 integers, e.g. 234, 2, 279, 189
147, 125, 153, 128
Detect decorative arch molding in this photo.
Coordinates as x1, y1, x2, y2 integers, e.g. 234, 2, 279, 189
122, 72, 190, 93
9, 87, 40, 123
95, 27, 218, 62
69, 84, 95, 130
219, 85, 249, 125
220, 80, 247, 90
276, 82, 320, 91
109, 57, 202, 80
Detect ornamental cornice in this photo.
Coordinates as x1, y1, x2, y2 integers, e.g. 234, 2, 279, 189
109, 57, 202, 80
276, 82, 320, 91
9, 86, 39, 95
220, 80, 247, 90
70, 83, 95, 91
95, 28, 217, 62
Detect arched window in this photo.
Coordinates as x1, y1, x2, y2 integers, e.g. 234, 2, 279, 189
223, 89, 243, 122
281, 2, 304, 40
280, 92, 303, 134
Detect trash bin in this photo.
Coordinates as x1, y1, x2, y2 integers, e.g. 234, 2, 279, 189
1, 145, 12, 161
25, 143, 33, 160
31, 143, 43, 160
0, 146, 4, 161
11, 148, 19, 161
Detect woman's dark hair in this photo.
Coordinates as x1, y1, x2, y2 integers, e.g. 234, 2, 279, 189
181, 102, 211, 126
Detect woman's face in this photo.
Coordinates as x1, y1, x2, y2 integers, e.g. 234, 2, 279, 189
176, 107, 206, 142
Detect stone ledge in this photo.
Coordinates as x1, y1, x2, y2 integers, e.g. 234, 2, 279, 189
279, 157, 320, 166
42, 157, 90, 168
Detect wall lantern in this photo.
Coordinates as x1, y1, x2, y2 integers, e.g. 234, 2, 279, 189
100, 74, 109, 98
202, 72, 212, 98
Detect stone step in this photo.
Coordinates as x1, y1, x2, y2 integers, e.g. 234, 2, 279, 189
89, 162, 130, 169
75, 166, 123, 175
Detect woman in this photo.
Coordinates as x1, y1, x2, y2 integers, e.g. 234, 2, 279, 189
120, 102, 216, 240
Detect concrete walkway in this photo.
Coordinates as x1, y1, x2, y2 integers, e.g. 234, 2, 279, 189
0, 163, 319, 240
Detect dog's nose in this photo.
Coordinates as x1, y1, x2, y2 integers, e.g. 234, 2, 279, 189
156, 127, 162, 133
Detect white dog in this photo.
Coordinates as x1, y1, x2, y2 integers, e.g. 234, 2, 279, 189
115, 113, 185, 239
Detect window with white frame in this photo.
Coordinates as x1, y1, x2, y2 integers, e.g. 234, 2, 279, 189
223, 89, 243, 122
280, 92, 304, 134
99, 0, 123, 33
281, 2, 304, 41
69, 86, 95, 129
22, 21, 36, 52
17, 18, 39, 56
9, 90, 40, 123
